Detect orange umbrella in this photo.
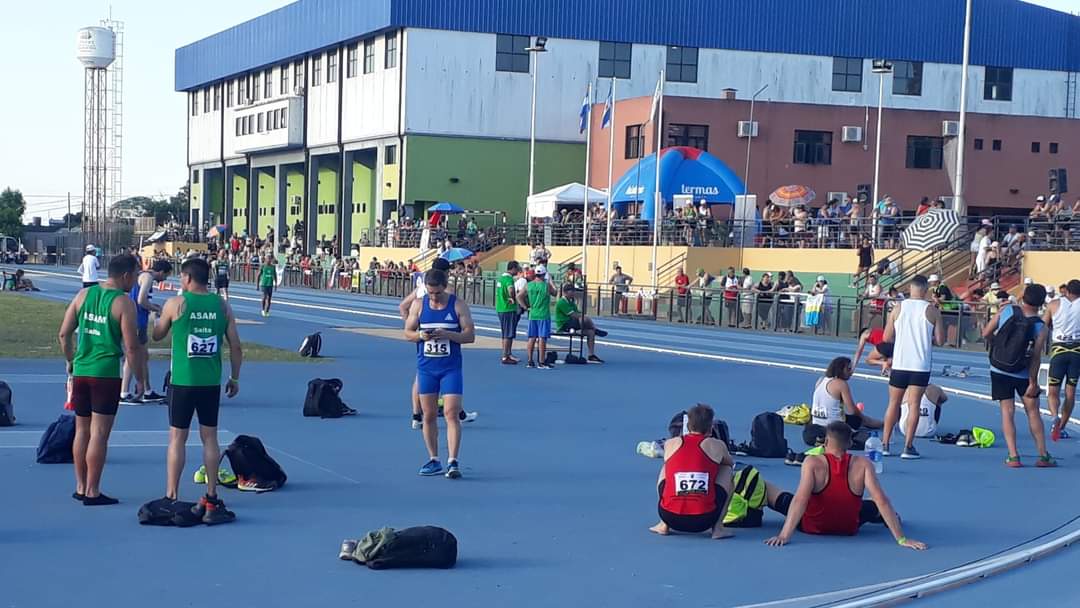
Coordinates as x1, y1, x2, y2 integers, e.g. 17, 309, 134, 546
769, 185, 816, 208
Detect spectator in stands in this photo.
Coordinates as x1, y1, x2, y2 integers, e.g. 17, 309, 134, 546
722, 267, 740, 327
754, 272, 775, 329
975, 227, 992, 278
856, 236, 874, 278
531, 243, 550, 266
876, 197, 900, 248
739, 268, 755, 328
673, 267, 691, 323
564, 262, 583, 288
780, 272, 804, 332
982, 282, 1002, 317
1002, 225, 1020, 250
915, 197, 931, 216
554, 284, 606, 363
610, 265, 633, 296
792, 205, 810, 246
694, 268, 716, 324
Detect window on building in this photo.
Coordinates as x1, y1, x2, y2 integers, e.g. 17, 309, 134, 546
1031, 141, 1040, 153
247, 115, 253, 133
625, 124, 645, 159
666, 46, 698, 83
363, 38, 375, 74
237, 77, 246, 105
793, 130, 833, 165
294, 60, 305, 90
190, 92, 198, 116
236, 118, 242, 136
257, 112, 264, 133
984, 66, 1013, 101
327, 51, 338, 83
280, 64, 289, 95
892, 60, 923, 96
598, 42, 632, 79
281, 109, 288, 129
1050, 142, 1059, 154
385, 144, 398, 165
992, 139, 1002, 151
312, 55, 322, 86
666, 123, 708, 150
203, 88, 210, 112
271, 110, 278, 130
832, 57, 862, 92
347, 44, 358, 78
213, 84, 222, 111
496, 34, 531, 73
226, 81, 234, 108
264, 69, 272, 98
974, 138, 983, 150
385, 32, 398, 69
906, 135, 944, 169
252, 73, 262, 101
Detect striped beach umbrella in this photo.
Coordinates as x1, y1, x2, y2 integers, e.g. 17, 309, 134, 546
901, 209, 961, 251
769, 185, 816, 208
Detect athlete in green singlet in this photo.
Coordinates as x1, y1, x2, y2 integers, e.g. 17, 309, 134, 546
154, 257, 243, 523
258, 254, 276, 317
58, 253, 144, 506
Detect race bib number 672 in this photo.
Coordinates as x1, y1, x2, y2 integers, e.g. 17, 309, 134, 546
187, 335, 218, 358
674, 471, 709, 496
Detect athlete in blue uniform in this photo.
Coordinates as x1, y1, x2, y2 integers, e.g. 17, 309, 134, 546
405, 269, 476, 479
121, 260, 172, 403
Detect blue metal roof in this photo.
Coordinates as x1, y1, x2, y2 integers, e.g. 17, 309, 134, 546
176, 0, 1080, 91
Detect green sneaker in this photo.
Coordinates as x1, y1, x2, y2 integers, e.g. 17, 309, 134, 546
193, 465, 208, 484
193, 465, 238, 487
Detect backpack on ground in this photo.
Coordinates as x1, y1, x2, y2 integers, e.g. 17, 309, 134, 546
137, 498, 202, 527
989, 305, 1038, 373
0, 380, 14, 426
544, 351, 559, 366
224, 435, 287, 491
723, 465, 767, 528
298, 332, 323, 357
303, 378, 356, 418
666, 410, 735, 452
747, 412, 788, 458
36, 413, 75, 464
351, 526, 458, 570
564, 353, 587, 364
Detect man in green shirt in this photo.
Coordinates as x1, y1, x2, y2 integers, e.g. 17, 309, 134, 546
517, 265, 557, 369
58, 253, 144, 506
495, 261, 522, 365
258, 254, 276, 317
153, 257, 243, 523
554, 284, 607, 363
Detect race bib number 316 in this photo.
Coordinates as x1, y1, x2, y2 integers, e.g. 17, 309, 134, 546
674, 471, 709, 496
423, 338, 450, 358
187, 335, 218, 358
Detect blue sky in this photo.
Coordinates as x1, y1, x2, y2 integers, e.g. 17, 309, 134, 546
1, 0, 1076, 220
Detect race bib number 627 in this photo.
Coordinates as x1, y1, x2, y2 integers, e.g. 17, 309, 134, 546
187, 335, 218, 358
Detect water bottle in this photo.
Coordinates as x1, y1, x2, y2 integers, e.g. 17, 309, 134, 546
865, 431, 884, 474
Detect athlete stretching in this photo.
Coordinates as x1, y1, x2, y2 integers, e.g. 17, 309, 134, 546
404, 269, 475, 479
121, 259, 172, 404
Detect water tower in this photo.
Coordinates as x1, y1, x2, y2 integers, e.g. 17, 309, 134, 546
76, 21, 124, 246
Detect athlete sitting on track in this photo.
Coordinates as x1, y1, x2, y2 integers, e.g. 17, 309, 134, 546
650, 404, 735, 540
764, 421, 926, 550
804, 356, 883, 447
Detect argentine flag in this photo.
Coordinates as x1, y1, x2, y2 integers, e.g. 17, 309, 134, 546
578, 90, 590, 134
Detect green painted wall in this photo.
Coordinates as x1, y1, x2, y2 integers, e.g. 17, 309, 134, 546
231, 172, 248, 233
205, 171, 224, 224
286, 169, 305, 234
404, 135, 585, 222
316, 166, 338, 243
351, 155, 375, 244
257, 170, 276, 238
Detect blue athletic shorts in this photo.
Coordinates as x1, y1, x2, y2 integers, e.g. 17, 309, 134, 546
417, 367, 463, 396
528, 319, 551, 339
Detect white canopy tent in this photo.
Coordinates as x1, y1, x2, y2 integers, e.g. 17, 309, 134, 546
525, 183, 608, 219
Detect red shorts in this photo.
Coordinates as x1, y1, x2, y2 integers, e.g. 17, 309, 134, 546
71, 376, 122, 417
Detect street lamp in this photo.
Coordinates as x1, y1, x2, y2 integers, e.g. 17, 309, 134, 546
525, 36, 548, 237
871, 59, 893, 221
955, 0, 973, 215
743, 84, 769, 194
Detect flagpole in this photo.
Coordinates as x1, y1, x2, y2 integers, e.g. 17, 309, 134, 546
604, 78, 616, 280
650, 70, 665, 289
582, 82, 592, 285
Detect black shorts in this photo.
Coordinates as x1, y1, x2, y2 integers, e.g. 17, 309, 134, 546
498, 311, 519, 340
215, 277, 230, 289
561, 317, 582, 332
803, 415, 864, 446
82, 281, 98, 289
261, 285, 273, 297
657, 482, 729, 534
990, 371, 1031, 401
772, 492, 883, 532
1049, 344, 1080, 387
71, 376, 122, 417
168, 385, 221, 429
874, 342, 894, 359
889, 369, 930, 389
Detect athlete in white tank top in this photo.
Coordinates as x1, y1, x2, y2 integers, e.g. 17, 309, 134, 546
1051, 296, 1080, 343
892, 299, 935, 372
811, 377, 843, 426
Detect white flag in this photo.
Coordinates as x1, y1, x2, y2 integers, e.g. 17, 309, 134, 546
647, 76, 663, 124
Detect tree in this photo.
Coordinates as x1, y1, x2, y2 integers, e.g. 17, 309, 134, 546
169, 182, 190, 224
0, 188, 27, 238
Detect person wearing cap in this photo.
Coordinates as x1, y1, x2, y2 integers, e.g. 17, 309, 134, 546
811, 275, 831, 333
982, 282, 1003, 318
518, 265, 558, 369
78, 244, 100, 288
554, 283, 606, 363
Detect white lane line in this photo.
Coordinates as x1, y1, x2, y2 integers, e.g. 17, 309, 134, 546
265, 444, 362, 485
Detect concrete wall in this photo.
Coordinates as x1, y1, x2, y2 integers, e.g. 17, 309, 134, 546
188, 90, 222, 165
1022, 252, 1080, 289
342, 32, 401, 142
307, 50, 342, 148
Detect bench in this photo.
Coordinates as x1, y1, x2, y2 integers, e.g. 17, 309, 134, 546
548, 327, 585, 361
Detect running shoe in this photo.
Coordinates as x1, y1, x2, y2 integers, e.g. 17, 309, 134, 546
1062, 429, 1072, 440
784, 449, 805, 466
194, 465, 207, 484
461, 411, 479, 424
587, 355, 605, 364
538, 362, 555, 370
1036, 454, 1057, 468
501, 357, 517, 365
339, 539, 359, 561
411, 416, 422, 430
506, 355, 520, 363
120, 395, 144, 405
143, 391, 167, 401
637, 440, 665, 459
237, 477, 276, 492
526, 361, 536, 369
193, 465, 238, 487
900, 446, 921, 460
1005, 456, 1022, 468
193, 494, 236, 525
445, 460, 462, 479
419, 459, 444, 476
594, 329, 609, 338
